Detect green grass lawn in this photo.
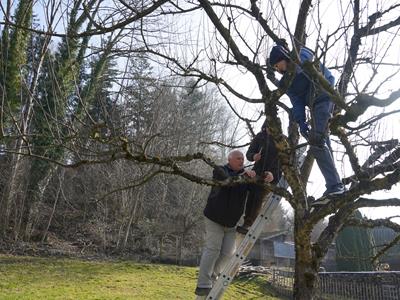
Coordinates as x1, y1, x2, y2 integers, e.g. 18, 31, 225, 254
0, 255, 282, 299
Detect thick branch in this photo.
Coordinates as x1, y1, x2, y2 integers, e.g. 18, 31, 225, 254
362, 140, 399, 168
6, 137, 292, 198
343, 161, 400, 185
337, 0, 360, 96
342, 142, 400, 185
309, 169, 400, 223
336, 90, 400, 125
312, 205, 355, 262
313, 188, 400, 262
198, 140, 251, 149
249, 0, 282, 43
346, 217, 400, 233
293, 0, 312, 48
354, 198, 400, 209
334, 128, 365, 180
344, 109, 400, 132
373, 234, 400, 263
360, 16, 400, 37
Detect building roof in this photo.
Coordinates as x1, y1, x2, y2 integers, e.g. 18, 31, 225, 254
273, 241, 295, 259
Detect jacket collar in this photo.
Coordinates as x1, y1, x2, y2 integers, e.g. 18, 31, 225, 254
225, 164, 244, 175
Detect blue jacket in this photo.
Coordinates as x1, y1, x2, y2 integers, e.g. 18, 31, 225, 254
279, 47, 335, 124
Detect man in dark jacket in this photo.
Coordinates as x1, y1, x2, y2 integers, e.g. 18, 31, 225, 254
269, 45, 345, 200
202, 151, 255, 228
236, 122, 281, 234
195, 150, 256, 296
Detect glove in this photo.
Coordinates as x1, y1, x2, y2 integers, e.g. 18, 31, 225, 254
299, 122, 310, 139
265, 60, 280, 87
276, 38, 289, 50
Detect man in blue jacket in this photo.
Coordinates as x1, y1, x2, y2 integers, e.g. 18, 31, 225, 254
269, 45, 345, 198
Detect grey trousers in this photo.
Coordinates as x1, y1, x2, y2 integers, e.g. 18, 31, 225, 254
196, 217, 236, 288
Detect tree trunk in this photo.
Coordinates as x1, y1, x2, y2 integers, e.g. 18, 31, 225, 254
41, 179, 62, 242
158, 235, 164, 259
23, 166, 56, 240
122, 204, 136, 249
293, 211, 318, 300
177, 232, 186, 265
300, 152, 314, 184
0, 142, 28, 236
116, 223, 124, 249
121, 188, 143, 250
0, 28, 52, 239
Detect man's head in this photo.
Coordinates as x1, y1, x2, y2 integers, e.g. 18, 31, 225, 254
269, 45, 290, 74
228, 150, 244, 171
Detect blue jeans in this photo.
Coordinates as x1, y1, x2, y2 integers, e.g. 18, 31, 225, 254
309, 101, 342, 191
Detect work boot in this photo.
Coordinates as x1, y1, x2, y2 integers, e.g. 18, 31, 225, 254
323, 184, 346, 197
236, 225, 249, 235
312, 185, 346, 206
195, 287, 211, 296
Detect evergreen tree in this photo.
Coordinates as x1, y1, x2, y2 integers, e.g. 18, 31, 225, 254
20, 0, 109, 239
2, 0, 33, 115
0, 0, 33, 236
336, 210, 377, 271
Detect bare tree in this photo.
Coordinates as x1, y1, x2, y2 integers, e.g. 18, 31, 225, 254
1, 1, 400, 299
127, 1, 400, 298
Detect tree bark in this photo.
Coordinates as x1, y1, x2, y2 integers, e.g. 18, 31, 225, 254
41, 173, 63, 242
293, 211, 318, 300
23, 166, 57, 240
0, 141, 28, 237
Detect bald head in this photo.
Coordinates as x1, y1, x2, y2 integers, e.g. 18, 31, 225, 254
228, 150, 244, 171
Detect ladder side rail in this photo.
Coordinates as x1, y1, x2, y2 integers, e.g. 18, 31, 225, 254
203, 179, 287, 300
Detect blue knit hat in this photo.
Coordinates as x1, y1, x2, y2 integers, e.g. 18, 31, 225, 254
269, 45, 290, 66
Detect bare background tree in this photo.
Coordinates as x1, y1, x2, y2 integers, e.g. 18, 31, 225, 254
1, 0, 400, 299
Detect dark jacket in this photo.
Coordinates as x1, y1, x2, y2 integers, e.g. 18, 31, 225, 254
280, 47, 335, 124
204, 165, 250, 227
246, 131, 281, 184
